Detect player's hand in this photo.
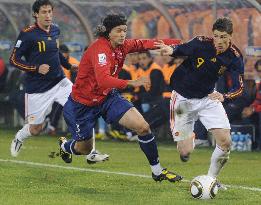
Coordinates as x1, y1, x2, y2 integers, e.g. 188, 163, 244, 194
154, 40, 174, 56
128, 76, 151, 88
241, 107, 254, 118
38, 64, 50, 75
71, 64, 78, 72
208, 91, 224, 102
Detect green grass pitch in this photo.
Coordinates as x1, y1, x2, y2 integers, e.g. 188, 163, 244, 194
0, 129, 260, 205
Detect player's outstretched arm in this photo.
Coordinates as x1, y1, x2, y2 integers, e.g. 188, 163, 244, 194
124, 39, 180, 54
127, 76, 151, 88
153, 40, 174, 56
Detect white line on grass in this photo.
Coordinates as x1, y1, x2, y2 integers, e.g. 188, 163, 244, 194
1, 159, 261, 192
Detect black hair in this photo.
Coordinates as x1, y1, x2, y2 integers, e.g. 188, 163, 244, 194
59, 44, 69, 53
212, 17, 233, 35
254, 59, 261, 71
32, 0, 53, 14
96, 14, 127, 38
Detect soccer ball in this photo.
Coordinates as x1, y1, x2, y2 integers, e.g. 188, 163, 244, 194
190, 175, 218, 199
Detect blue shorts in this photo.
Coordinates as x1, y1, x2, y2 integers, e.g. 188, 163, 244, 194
63, 89, 133, 141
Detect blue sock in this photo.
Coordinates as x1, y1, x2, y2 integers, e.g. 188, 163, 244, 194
138, 133, 159, 166
62, 139, 81, 155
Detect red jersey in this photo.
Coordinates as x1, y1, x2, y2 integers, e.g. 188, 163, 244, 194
72, 37, 180, 106
252, 81, 261, 113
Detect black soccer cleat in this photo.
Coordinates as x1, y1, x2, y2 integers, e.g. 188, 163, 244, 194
152, 168, 183, 183
59, 137, 72, 163
180, 154, 190, 162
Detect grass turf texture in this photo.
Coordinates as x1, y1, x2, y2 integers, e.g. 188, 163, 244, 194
0, 129, 260, 205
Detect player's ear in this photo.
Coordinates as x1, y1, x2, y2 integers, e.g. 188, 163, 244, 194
108, 31, 112, 39
228, 34, 232, 41
32, 12, 38, 19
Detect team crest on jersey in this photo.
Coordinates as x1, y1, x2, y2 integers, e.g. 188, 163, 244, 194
196, 36, 212, 42
15, 40, 22, 48
211, 57, 216, 62
117, 51, 123, 59
98, 53, 107, 65
218, 66, 227, 75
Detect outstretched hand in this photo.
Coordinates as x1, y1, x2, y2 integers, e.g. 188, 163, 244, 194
153, 40, 174, 56
128, 76, 151, 88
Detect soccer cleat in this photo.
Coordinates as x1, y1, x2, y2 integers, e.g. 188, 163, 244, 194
180, 154, 190, 162
10, 138, 23, 157
152, 168, 183, 183
86, 150, 109, 164
216, 181, 228, 190
59, 137, 72, 163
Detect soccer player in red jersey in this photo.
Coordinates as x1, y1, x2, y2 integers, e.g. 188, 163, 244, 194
59, 14, 182, 182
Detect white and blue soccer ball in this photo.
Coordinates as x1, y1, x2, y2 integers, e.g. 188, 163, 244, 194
190, 175, 218, 200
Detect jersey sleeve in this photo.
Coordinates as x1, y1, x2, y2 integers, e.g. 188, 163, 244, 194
124, 39, 181, 54
92, 46, 128, 90
223, 57, 244, 99
170, 37, 199, 57
9, 31, 37, 72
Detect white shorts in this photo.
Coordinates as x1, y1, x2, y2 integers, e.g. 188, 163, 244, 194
25, 78, 72, 125
170, 91, 230, 142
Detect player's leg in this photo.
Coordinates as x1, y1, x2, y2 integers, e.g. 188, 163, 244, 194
170, 91, 197, 162
177, 134, 195, 162
10, 92, 53, 157
207, 128, 231, 178
199, 99, 231, 188
102, 90, 182, 182
118, 107, 182, 182
55, 78, 109, 163
59, 96, 96, 163
86, 129, 109, 164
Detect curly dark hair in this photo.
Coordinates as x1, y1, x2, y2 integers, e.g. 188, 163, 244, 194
212, 17, 233, 35
96, 14, 127, 38
32, 0, 53, 14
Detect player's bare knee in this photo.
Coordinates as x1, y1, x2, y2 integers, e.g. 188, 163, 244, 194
180, 151, 191, 158
136, 122, 150, 135
218, 139, 231, 151
29, 125, 42, 135
178, 146, 192, 157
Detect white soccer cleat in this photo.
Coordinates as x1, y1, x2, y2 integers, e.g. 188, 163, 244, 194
10, 138, 23, 157
86, 150, 109, 164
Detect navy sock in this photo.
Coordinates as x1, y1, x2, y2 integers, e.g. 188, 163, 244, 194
63, 139, 81, 155
138, 133, 159, 166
